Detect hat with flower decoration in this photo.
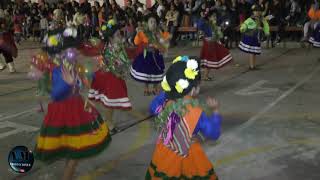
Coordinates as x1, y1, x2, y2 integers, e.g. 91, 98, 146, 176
42, 27, 80, 55
100, 19, 122, 42
161, 56, 201, 100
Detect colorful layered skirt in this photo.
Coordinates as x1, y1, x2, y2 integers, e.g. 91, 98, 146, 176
200, 39, 233, 69
145, 141, 218, 180
309, 26, 320, 48
0, 32, 18, 58
34, 95, 111, 161
88, 70, 132, 110
239, 34, 261, 55
130, 50, 165, 84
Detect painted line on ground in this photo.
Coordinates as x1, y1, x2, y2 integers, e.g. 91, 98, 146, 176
0, 108, 37, 122
208, 63, 320, 156
214, 138, 320, 167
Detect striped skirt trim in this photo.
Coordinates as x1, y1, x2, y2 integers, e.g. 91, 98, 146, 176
239, 41, 262, 54
88, 89, 132, 109
201, 54, 233, 69
130, 66, 164, 83
309, 37, 320, 47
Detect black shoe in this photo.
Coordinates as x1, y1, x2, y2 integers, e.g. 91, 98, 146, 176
110, 127, 120, 136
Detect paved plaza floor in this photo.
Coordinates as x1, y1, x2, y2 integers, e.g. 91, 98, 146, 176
0, 41, 319, 180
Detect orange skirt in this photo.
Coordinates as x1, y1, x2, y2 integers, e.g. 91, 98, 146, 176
146, 141, 218, 180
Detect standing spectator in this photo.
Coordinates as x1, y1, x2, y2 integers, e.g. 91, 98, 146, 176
238, 0, 251, 23
285, 0, 302, 26
13, 9, 24, 44
165, 3, 179, 46
267, 0, 284, 45
125, 18, 136, 46
98, 6, 106, 27
91, 6, 99, 37
39, 13, 48, 43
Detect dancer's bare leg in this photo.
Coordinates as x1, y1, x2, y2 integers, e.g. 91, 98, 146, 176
105, 108, 115, 130
144, 83, 150, 96
62, 159, 78, 180
249, 54, 256, 69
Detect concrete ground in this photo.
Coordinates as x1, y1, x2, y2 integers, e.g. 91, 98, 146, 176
0, 40, 319, 180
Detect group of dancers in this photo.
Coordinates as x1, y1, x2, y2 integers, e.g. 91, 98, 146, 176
23, 2, 320, 180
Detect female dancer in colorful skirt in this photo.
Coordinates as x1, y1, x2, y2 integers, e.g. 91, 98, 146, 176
146, 56, 222, 179
130, 14, 169, 96
239, 5, 270, 70
198, 12, 233, 81
88, 19, 132, 135
308, 1, 320, 48
34, 27, 111, 180
0, 15, 17, 73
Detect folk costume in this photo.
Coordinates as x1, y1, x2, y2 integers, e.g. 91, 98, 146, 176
198, 14, 232, 80
239, 5, 270, 70
239, 6, 270, 55
130, 14, 169, 96
146, 56, 222, 179
88, 20, 132, 134
34, 27, 111, 164
308, 1, 320, 48
0, 16, 18, 73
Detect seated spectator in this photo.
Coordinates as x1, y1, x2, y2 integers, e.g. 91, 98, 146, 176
165, 3, 179, 46
285, 0, 301, 26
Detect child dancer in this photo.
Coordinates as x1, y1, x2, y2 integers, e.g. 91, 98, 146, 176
239, 5, 270, 70
130, 14, 168, 96
146, 56, 222, 179
88, 20, 132, 135
34, 27, 111, 180
308, 1, 320, 48
0, 15, 17, 73
198, 13, 233, 81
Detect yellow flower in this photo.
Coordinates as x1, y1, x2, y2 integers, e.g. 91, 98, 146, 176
108, 19, 115, 26
161, 77, 171, 92
48, 36, 58, 46
101, 25, 107, 31
175, 83, 183, 93
184, 68, 198, 80
172, 56, 182, 64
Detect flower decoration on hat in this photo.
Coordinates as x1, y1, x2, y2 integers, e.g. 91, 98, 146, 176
184, 59, 199, 80
173, 55, 189, 64
161, 76, 171, 92
175, 79, 189, 93
48, 35, 59, 47
63, 27, 77, 38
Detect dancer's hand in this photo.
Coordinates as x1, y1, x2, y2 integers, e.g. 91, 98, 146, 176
206, 97, 219, 113
62, 66, 76, 85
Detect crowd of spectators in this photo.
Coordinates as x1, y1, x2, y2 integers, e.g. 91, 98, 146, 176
0, 0, 317, 46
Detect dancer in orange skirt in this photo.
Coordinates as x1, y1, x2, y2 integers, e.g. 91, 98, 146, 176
146, 56, 222, 179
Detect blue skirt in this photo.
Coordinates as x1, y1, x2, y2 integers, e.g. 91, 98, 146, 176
130, 51, 165, 84
309, 26, 320, 48
239, 35, 261, 55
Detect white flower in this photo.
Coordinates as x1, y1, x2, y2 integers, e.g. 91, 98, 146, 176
187, 59, 198, 70
177, 79, 189, 89
63, 28, 77, 38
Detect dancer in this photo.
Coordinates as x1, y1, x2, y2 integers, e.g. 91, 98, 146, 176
0, 13, 17, 73
130, 14, 169, 96
88, 19, 132, 135
308, 1, 320, 48
239, 5, 270, 70
34, 27, 111, 180
198, 13, 233, 81
146, 56, 222, 179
